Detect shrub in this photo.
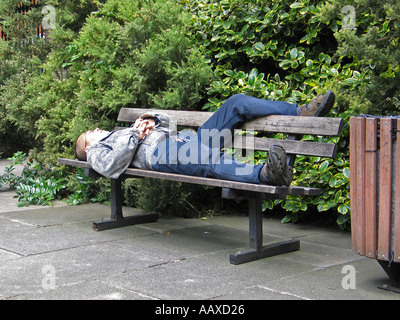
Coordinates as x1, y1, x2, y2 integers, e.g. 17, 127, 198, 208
2, 0, 399, 228
320, 0, 400, 115
66, 168, 110, 205
0, 0, 100, 157
30, 0, 214, 165
123, 178, 199, 217
177, 0, 399, 229
181, 0, 362, 109
36, 0, 215, 213
0, 0, 215, 213
178, 0, 356, 228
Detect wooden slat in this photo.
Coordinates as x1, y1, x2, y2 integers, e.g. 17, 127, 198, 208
233, 136, 337, 158
377, 118, 393, 261
117, 108, 343, 137
350, 117, 366, 255
364, 118, 378, 258
394, 119, 400, 262
58, 158, 91, 169
356, 117, 366, 256
349, 117, 359, 254
116, 126, 338, 157
57, 158, 321, 196
123, 168, 280, 194
118, 108, 211, 127
242, 115, 343, 137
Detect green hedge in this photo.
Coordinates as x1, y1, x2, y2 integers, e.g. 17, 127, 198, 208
1, 0, 399, 229
177, 0, 399, 229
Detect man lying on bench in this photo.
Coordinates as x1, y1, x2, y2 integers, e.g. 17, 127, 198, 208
74, 92, 335, 186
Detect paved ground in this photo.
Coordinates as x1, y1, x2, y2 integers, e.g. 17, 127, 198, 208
0, 159, 399, 301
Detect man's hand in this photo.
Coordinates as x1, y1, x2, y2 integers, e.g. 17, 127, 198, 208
133, 118, 156, 140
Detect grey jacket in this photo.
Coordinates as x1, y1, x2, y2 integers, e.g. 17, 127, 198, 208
87, 112, 176, 179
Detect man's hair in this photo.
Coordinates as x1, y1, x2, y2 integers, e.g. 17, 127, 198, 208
75, 131, 88, 161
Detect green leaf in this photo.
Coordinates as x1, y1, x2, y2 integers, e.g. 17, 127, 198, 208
319, 160, 329, 172
329, 176, 338, 187
338, 204, 350, 214
279, 59, 291, 69
262, 199, 274, 211
246, 17, 260, 24
279, 12, 289, 20
294, 73, 304, 82
290, 48, 298, 59
248, 73, 256, 86
334, 190, 342, 203
224, 70, 236, 77
292, 90, 303, 99
290, 2, 304, 9
337, 214, 349, 226
253, 42, 265, 52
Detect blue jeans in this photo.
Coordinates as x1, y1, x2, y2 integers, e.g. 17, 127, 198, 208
151, 94, 297, 184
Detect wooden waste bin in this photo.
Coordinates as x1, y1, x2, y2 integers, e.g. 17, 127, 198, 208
350, 116, 400, 291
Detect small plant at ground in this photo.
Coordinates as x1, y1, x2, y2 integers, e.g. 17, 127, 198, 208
0, 151, 27, 188
66, 168, 110, 205
16, 177, 65, 207
0, 151, 67, 206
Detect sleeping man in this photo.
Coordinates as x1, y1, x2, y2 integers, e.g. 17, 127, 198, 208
75, 92, 335, 187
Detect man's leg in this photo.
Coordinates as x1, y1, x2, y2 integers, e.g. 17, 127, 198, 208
198, 94, 297, 141
151, 138, 263, 184
192, 94, 297, 185
197, 91, 335, 145
151, 92, 335, 186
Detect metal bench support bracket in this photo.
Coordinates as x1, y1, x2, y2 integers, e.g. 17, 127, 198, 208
93, 178, 159, 231
230, 198, 300, 265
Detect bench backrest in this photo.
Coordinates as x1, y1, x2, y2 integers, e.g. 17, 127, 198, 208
117, 108, 343, 159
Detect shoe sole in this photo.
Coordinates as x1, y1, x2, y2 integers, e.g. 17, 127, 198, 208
313, 90, 335, 117
267, 145, 287, 176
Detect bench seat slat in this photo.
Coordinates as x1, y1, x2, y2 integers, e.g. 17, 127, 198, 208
233, 137, 337, 158
117, 108, 343, 137
118, 108, 212, 128
115, 128, 337, 158
242, 115, 343, 137
57, 158, 321, 196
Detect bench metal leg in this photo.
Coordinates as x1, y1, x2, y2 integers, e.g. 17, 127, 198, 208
110, 178, 123, 220
93, 213, 159, 231
93, 178, 159, 231
230, 198, 300, 265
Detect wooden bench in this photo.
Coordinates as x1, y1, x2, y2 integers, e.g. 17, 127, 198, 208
58, 108, 343, 264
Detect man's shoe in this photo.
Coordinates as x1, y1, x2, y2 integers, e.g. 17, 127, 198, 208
259, 145, 293, 187
297, 90, 335, 117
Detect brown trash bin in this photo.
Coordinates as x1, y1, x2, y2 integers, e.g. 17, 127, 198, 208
350, 116, 400, 291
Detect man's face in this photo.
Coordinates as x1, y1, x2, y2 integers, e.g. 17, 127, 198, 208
85, 128, 110, 149
75, 128, 110, 161
76, 118, 157, 161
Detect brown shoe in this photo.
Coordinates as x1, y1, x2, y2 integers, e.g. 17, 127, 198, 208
298, 91, 335, 117
259, 145, 293, 187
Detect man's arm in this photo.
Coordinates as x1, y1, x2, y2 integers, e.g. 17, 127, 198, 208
87, 128, 141, 179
